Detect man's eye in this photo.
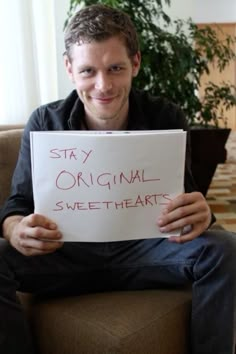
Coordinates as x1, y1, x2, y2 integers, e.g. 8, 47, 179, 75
79, 68, 93, 76
110, 66, 122, 72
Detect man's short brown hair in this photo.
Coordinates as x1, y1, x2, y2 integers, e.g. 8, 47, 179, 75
64, 4, 139, 60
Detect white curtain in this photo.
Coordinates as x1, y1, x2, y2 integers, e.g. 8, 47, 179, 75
0, 0, 59, 124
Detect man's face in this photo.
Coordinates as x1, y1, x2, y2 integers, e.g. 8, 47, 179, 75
64, 36, 140, 129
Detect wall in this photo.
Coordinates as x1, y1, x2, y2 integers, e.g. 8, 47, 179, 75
163, 1, 194, 20
193, 0, 236, 23
54, 0, 74, 99
163, 0, 236, 22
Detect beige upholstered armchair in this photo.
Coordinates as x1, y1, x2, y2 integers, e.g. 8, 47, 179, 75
0, 125, 191, 354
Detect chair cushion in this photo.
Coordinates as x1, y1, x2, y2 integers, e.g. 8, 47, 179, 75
20, 289, 191, 354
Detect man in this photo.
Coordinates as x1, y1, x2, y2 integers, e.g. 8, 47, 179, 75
0, 4, 235, 354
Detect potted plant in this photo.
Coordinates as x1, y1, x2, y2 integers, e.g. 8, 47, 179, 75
65, 0, 236, 195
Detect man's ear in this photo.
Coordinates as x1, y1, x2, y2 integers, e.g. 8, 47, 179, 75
132, 51, 141, 77
64, 53, 75, 83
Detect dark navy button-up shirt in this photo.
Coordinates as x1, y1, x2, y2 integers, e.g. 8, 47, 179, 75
0, 88, 211, 231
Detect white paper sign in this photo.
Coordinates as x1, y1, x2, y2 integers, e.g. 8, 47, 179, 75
30, 130, 186, 242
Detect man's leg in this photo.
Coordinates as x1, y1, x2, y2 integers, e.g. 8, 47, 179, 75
0, 239, 36, 354
1, 230, 236, 354
103, 230, 236, 354
0, 239, 116, 354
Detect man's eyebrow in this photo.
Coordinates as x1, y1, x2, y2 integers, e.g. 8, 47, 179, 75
77, 62, 128, 71
109, 61, 127, 66
77, 65, 94, 71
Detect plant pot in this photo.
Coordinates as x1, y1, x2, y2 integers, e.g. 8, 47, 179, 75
190, 128, 231, 196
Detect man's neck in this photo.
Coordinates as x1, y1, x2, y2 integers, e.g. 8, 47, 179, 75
84, 115, 128, 131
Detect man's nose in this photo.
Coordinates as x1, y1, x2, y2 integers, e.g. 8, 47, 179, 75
94, 73, 112, 91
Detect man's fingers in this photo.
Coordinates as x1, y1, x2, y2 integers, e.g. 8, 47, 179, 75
156, 191, 212, 243
18, 236, 63, 256
23, 213, 57, 230
158, 212, 207, 232
20, 214, 61, 241
18, 243, 63, 257
169, 227, 201, 243
163, 192, 206, 214
26, 226, 62, 240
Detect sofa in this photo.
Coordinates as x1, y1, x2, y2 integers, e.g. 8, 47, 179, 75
0, 125, 192, 354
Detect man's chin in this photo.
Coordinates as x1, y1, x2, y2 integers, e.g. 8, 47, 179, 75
90, 108, 119, 121
95, 115, 116, 122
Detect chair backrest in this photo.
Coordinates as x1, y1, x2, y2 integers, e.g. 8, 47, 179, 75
0, 129, 23, 207
0, 124, 24, 131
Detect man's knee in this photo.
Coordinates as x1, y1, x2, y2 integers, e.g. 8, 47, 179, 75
197, 230, 236, 275
203, 229, 236, 254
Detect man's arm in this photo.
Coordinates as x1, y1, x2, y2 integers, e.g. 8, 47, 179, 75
0, 112, 40, 228
2, 214, 63, 256
151, 102, 213, 241
0, 109, 64, 255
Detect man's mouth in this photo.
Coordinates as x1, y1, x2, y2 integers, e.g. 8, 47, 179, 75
91, 96, 116, 103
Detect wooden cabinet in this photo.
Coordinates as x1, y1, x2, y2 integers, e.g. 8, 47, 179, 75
197, 23, 236, 130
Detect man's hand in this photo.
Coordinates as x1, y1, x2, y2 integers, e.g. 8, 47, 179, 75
3, 214, 63, 256
157, 192, 212, 243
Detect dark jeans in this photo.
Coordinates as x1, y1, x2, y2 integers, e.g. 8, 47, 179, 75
0, 230, 236, 354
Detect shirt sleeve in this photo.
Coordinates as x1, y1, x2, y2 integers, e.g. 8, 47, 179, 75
152, 100, 216, 227
173, 106, 216, 226
0, 109, 42, 234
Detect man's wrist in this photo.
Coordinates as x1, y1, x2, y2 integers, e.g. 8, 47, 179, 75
2, 215, 24, 241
